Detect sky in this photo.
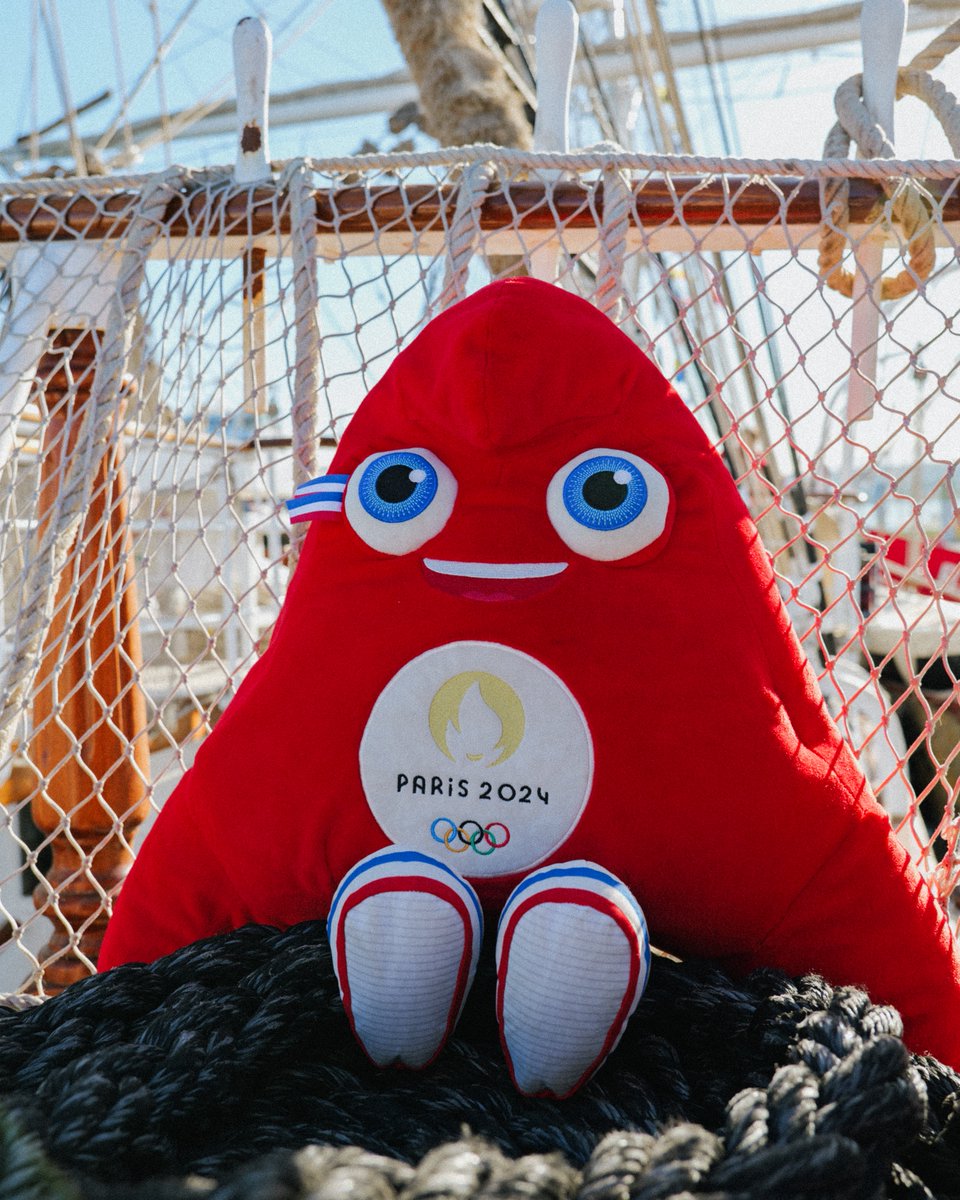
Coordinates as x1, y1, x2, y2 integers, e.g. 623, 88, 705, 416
0, 0, 409, 172
1, 1, 958, 176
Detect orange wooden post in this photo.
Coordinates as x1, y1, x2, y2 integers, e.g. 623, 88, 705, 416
29, 329, 150, 992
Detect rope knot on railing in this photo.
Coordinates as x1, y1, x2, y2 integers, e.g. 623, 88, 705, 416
818, 17, 960, 300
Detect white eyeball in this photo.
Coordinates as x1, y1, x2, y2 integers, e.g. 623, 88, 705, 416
345, 448, 457, 555
546, 448, 671, 562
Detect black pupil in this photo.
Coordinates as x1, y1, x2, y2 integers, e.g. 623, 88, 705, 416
582, 470, 628, 511
375, 464, 418, 504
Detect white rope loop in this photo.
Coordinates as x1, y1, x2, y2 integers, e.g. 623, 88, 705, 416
440, 143, 633, 321
592, 141, 632, 323
284, 160, 322, 559
0, 170, 182, 762
818, 18, 960, 300
439, 160, 495, 311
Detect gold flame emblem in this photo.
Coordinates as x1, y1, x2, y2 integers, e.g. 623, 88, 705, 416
428, 671, 525, 769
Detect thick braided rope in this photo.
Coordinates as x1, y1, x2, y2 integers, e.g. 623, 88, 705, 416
0, 921, 955, 1198
896, 66, 960, 156
295, 146, 960, 180
0, 171, 181, 763
284, 160, 323, 561
592, 142, 631, 323
5, 152, 960, 193
906, 16, 960, 74
439, 160, 496, 311
818, 19, 960, 300
0, 166, 234, 195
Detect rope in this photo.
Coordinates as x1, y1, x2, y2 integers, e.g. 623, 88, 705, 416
284, 160, 323, 562
0, 921, 955, 1198
0, 1106, 74, 1200
0, 996, 43, 1014
818, 18, 960, 300
439, 160, 495, 310
0, 166, 231, 195
0, 169, 183, 763
905, 16, 960, 74
296, 146, 960, 181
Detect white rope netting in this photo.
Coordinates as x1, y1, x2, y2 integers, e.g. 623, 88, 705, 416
0, 143, 958, 991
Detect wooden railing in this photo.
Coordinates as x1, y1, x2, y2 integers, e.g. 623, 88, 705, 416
0, 173, 956, 255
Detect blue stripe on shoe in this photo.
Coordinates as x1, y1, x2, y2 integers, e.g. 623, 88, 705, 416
328, 848, 483, 937
501, 864, 647, 934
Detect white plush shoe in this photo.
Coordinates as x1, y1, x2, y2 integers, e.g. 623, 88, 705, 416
328, 847, 483, 1069
495, 861, 649, 1098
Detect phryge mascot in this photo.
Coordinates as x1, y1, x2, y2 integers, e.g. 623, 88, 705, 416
101, 277, 960, 1097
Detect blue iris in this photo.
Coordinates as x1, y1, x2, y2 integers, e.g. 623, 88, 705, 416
562, 455, 648, 531
357, 451, 438, 523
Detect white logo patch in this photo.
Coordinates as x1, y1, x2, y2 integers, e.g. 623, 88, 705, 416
359, 641, 594, 877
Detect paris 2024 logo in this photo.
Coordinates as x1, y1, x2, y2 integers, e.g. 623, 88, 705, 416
359, 642, 594, 876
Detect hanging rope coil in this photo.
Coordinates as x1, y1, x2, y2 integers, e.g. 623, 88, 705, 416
0, 921, 956, 1198
819, 18, 960, 300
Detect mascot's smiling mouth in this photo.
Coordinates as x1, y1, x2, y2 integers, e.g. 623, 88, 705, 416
422, 558, 568, 602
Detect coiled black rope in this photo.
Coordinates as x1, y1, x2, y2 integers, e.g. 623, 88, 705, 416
0, 921, 955, 1199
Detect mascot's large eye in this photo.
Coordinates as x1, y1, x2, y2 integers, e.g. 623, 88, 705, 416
547, 448, 671, 561
345, 449, 457, 554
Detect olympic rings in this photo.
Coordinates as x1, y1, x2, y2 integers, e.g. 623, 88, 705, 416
430, 817, 511, 855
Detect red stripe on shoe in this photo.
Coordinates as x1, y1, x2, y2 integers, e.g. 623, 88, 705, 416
334, 876, 474, 1070
496, 886, 642, 1099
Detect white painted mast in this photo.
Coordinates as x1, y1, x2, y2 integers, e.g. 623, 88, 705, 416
233, 15, 272, 184
530, 0, 578, 283
233, 16, 273, 419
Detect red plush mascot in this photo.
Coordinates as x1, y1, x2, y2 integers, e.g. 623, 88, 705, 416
100, 277, 960, 1096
